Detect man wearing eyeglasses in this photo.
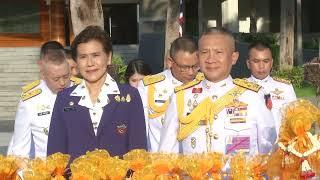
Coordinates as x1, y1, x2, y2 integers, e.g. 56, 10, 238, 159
159, 27, 276, 157
138, 36, 199, 152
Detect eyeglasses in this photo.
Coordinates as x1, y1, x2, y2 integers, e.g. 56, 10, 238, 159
172, 61, 200, 72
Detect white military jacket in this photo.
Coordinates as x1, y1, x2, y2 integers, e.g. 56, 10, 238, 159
158, 76, 277, 155
137, 69, 182, 152
247, 75, 296, 135
7, 77, 81, 158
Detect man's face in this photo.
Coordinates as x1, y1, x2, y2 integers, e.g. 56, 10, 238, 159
43, 61, 71, 94
198, 33, 239, 82
246, 48, 273, 80
168, 51, 199, 84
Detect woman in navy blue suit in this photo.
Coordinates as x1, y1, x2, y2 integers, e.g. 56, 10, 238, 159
47, 26, 147, 162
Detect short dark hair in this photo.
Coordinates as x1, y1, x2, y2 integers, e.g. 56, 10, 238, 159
43, 49, 67, 65
40, 41, 64, 59
71, 25, 112, 60
200, 27, 236, 51
248, 41, 271, 52
169, 36, 198, 59
125, 59, 152, 82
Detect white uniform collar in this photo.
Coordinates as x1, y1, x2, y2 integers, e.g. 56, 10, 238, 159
203, 75, 233, 89
70, 74, 120, 108
165, 69, 182, 85
249, 75, 271, 84
42, 80, 57, 96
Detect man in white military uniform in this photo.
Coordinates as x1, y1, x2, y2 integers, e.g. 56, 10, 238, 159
138, 37, 199, 152
159, 27, 276, 155
246, 41, 296, 135
7, 43, 81, 158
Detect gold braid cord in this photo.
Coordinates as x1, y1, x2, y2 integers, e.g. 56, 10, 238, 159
147, 84, 169, 119
176, 86, 247, 141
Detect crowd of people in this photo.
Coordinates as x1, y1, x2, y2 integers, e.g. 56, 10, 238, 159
7, 25, 297, 168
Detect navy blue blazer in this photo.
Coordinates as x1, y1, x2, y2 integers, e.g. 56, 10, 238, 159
47, 84, 147, 162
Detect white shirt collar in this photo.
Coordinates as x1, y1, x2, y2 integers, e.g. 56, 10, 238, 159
70, 74, 120, 108
203, 75, 233, 89
165, 69, 182, 85
249, 75, 271, 84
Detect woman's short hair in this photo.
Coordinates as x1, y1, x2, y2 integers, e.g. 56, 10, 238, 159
71, 25, 112, 60
125, 59, 152, 82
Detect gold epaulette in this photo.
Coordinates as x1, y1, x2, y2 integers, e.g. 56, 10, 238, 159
233, 78, 261, 92
21, 88, 42, 101
174, 72, 205, 93
273, 77, 291, 85
70, 76, 82, 85
142, 73, 165, 86
21, 80, 40, 93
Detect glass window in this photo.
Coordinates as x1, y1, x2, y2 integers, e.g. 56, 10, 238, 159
0, 0, 40, 34
103, 4, 138, 44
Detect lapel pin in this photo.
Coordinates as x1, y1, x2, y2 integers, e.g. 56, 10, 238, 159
115, 95, 121, 102
69, 101, 74, 106
126, 94, 131, 102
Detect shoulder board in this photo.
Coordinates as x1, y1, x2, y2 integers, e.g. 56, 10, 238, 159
21, 80, 40, 93
233, 78, 261, 92
142, 73, 165, 86
70, 76, 82, 85
21, 88, 42, 101
273, 77, 291, 85
174, 73, 205, 93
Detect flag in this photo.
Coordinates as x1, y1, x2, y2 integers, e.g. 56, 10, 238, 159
178, 0, 184, 37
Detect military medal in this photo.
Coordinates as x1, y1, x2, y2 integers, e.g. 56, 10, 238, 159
43, 128, 49, 135
115, 95, 121, 102
121, 96, 126, 102
193, 93, 198, 99
161, 117, 165, 125
191, 137, 196, 149
126, 94, 131, 102
187, 99, 192, 107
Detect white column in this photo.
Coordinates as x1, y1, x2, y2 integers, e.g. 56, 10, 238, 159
221, 0, 239, 32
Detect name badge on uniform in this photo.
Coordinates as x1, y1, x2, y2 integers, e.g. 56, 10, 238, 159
155, 99, 166, 103
116, 123, 127, 135
64, 106, 76, 112
37, 111, 50, 116
226, 136, 250, 154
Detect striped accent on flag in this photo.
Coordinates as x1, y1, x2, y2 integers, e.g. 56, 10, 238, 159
178, 0, 184, 37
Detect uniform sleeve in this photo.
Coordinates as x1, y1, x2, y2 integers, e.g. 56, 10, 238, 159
287, 84, 297, 102
254, 95, 277, 154
137, 80, 149, 138
128, 88, 147, 151
47, 94, 68, 156
158, 94, 180, 153
8, 100, 32, 157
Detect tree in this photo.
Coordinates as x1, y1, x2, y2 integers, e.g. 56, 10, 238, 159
249, 0, 257, 33
70, 0, 104, 36
279, 0, 295, 70
163, 0, 180, 69
296, 0, 303, 65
